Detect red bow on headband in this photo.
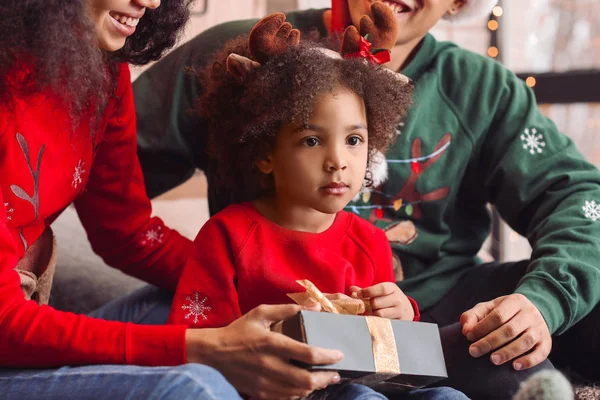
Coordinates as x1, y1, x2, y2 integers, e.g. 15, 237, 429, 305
344, 36, 391, 65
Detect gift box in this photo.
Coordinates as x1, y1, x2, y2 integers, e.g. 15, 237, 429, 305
277, 280, 448, 391
279, 311, 447, 391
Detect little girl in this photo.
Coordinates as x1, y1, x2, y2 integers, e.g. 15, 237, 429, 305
169, 5, 468, 400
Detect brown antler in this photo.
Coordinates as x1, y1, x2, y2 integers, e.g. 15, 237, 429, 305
248, 12, 301, 64
227, 13, 300, 81
341, 25, 362, 56
360, 2, 399, 50
341, 2, 398, 56
226, 54, 261, 82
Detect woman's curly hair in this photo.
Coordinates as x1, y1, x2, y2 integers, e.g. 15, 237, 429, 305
0, 0, 191, 122
198, 36, 413, 203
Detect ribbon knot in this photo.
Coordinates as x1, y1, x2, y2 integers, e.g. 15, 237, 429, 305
287, 280, 370, 315
344, 36, 391, 65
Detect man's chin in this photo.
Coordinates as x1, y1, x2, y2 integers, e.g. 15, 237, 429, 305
393, 32, 427, 48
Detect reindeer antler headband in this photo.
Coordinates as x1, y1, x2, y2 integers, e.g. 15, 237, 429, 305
226, 2, 410, 84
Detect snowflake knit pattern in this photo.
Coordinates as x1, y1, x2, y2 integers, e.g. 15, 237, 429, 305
583, 200, 600, 222
181, 292, 212, 323
521, 128, 546, 155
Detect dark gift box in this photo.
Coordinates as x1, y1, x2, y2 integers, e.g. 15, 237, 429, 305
278, 310, 447, 391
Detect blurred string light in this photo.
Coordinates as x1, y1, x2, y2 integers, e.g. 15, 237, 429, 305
488, 46, 499, 58
486, 4, 536, 88
487, 5, 503, 59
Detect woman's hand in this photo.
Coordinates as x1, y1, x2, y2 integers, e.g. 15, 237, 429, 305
185, 304, 343, 399
350, 283, 415, 320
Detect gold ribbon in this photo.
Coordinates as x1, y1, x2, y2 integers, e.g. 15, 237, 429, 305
365, 316, 400, 374
287, 279, 400, 375
287, 279, 367, 315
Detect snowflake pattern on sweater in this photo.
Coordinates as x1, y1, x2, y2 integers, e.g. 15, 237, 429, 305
182, 292, 212, 323
583, 200, 600, 222
521, 128, 546, 155
140, 223, 165, 247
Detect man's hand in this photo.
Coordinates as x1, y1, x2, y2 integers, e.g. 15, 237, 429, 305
350, 282, 415, 320
185, 304, 343, 400
460, 294, 552, 370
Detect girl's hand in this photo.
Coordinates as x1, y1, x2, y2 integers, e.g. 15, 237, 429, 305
350, 283, 415, 320
185, 304, 343, 399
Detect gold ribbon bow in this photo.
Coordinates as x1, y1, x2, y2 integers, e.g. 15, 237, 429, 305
287, 279, 369, 315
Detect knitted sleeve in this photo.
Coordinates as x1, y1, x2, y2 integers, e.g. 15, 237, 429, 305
472, 62, 600, 334
74, 63, 193, 291
168, 209, 246, 328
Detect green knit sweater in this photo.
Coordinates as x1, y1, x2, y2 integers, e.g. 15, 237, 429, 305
133, 9, 600, 335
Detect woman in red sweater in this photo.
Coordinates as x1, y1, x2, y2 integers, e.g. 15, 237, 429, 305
0, 1, 345, 399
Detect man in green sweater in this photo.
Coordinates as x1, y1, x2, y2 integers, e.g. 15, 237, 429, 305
134, 0, 599, 397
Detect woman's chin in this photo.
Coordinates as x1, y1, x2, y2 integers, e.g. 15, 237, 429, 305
97, 35, 126, 52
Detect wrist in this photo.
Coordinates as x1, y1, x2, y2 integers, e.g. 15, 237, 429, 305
185, 328, 221, 365
406, 296, 420, 321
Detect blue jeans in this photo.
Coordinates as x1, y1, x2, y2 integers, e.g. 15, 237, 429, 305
318, 384, 468, 399
0, 364, 241, 400
87, 284, 174, 323
0, 368, 466, 400
398, 387, 468, 400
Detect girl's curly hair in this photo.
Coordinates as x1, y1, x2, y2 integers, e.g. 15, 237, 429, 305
198, 36, 413, 204
0, 0, 191, 122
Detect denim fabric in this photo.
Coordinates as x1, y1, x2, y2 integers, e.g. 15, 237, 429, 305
314, 384, 468, 400
87, 284, 173, 324
0, 364, 241, 400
